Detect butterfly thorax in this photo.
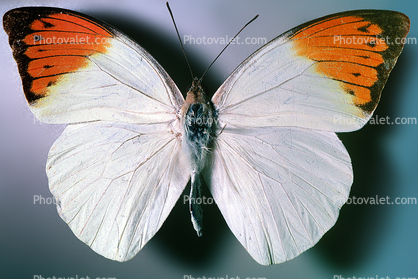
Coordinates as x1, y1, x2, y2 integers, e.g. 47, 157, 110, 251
181, 79, 214, 173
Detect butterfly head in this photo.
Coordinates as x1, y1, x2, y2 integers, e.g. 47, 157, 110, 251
184, 77, 207, 105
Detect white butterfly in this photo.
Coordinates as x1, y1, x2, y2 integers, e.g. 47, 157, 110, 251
3, 6, 410, 265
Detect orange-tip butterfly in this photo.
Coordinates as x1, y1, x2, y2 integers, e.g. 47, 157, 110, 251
3, 6, 410, 265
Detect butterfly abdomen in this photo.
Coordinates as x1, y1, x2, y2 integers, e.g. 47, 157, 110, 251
183, 103, 214, 236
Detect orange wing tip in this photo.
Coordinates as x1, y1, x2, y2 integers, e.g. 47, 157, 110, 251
288, 10, 410, 113
3, 7, 115, 103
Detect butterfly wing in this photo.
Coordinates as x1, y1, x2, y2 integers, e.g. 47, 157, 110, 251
212, 10, 410, 132
4, 7, 189, 261
47, 121, 189, 261
203, 126, 352, 265
207, 10, 410, 265
3, 7, 184, 124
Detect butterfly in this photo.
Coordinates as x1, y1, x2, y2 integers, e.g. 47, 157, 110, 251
3, 6, 410, 265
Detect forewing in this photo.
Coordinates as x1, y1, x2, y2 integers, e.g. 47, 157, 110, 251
3, 7, 184, 124
47, 121, 190, 261
212, 10, 410, 132
203, 127, 352, 265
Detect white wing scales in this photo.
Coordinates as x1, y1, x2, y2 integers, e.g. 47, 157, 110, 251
203, 127, 352, 264
207, 10, 409, 264
4, 7, 191, 261
36, 35, 183, 124
212, 40, 366, 132
48, 121, 190, 261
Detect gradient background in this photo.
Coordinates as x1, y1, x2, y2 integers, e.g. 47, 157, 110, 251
1, 0, 417, 278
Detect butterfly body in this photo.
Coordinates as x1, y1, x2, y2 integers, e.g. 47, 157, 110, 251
181, 79, 215, 236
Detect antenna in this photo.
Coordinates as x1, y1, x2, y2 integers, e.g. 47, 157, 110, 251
198, 14, 259, 84
166, 2, 194, 80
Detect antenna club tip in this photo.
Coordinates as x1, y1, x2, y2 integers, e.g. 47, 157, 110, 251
251, 14, 259, 22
